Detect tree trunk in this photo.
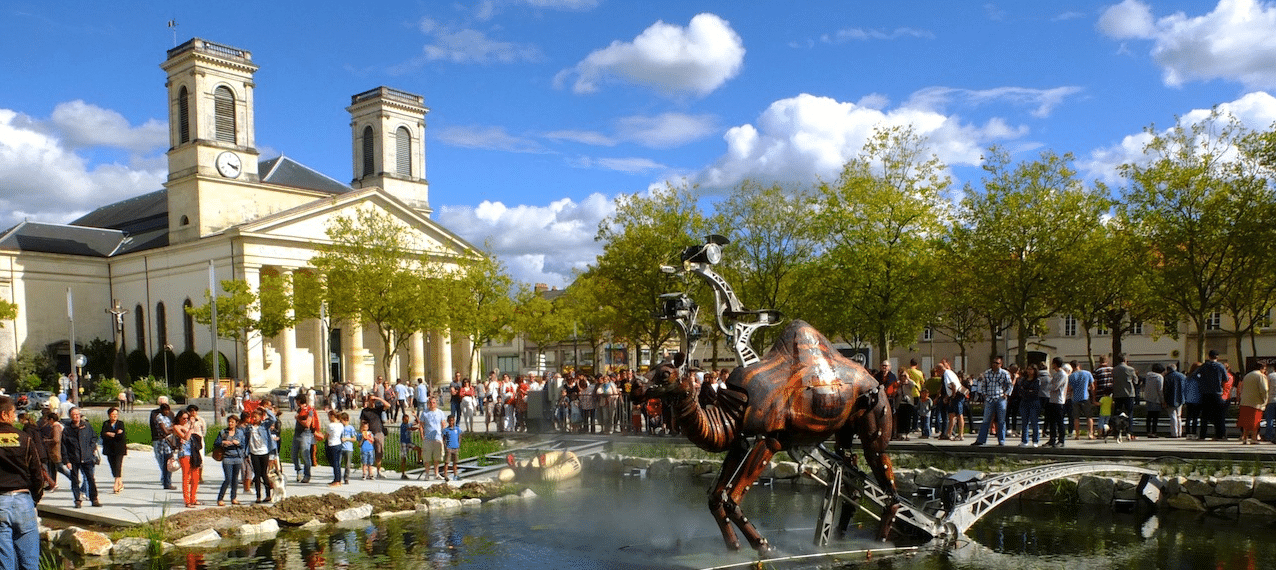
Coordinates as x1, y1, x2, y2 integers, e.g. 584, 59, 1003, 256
1083, 327, 1095, 370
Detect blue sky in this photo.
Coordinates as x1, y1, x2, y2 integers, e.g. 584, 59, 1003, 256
4, 0, 1276, 287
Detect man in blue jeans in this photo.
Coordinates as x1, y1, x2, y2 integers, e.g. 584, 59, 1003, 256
971, 357, 1013, 447
0, 395, 44, 570
149, 398, 175, 490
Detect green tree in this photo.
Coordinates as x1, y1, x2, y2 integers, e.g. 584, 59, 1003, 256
555, 269, 616, 372
185, 279, 278, 380
1119, 111, 1273, 363
708, 180, 820, 352
952, 148, 1110, 366
513, 287, 570, 373
310, 208, 452, 381
0, 299, 17, 326
811, 126, 950, 359
447, 248, 516, 379
593, 182, 706, 368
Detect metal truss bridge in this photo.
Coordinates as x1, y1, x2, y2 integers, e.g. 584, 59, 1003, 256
795, 446, 1161, 543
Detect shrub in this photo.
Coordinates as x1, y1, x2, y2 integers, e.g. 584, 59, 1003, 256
150, 350, 177, 384
131, 376, 170, 405
203, 351, 230, 378
1, 349, 58, 391
89, 377, 126, 403
174, 350, 204, 384
126, 349, 150, 381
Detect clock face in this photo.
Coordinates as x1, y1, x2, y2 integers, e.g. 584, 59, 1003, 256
216, 151, 242, 178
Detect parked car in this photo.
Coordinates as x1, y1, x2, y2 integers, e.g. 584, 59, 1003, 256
268, 387, 291, 408
20, 390, 53, 411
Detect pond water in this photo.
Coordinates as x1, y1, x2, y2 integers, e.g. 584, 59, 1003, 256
109, 474, 1274, 570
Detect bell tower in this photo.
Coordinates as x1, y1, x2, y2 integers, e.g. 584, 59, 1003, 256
347, 87, 430, 213
161, 38, 261, 243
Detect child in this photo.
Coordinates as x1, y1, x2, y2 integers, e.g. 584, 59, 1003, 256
441, 414, 463, 481
340, 412, 356, 484
917, 390, 933, 439
359, 420, 376, 480
399, 414, 420, 480
1098, 394, 1114, 435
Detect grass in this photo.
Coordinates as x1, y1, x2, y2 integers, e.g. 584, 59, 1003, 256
613, 441, 724, 461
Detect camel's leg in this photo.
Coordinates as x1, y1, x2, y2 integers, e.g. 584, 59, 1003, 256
711, 436, 781, 554
708, 444, 749, 550
858, 398, 900, 541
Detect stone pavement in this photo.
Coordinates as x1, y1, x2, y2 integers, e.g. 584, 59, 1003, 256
888, 429, 1276, 462
37, 442, 472, 528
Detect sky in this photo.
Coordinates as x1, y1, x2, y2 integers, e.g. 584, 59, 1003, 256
4, 0, 1276, 288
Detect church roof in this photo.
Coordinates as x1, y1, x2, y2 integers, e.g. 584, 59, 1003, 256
0, 221, 128, 257
260, 155, 351, 194
11, 156, 354, 258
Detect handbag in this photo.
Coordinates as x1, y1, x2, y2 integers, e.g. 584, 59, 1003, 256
167, 456, 181, 472
212, 446, 224, 462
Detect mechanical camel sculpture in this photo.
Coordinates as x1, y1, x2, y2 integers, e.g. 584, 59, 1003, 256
646, 235, 901, 554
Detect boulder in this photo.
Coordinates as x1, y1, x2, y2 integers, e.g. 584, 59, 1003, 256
1214, 476, 1255, 498
110, 537, 154, 561
1240, 498, 1276, 516
648, 458, 675, 479
1203, 495, 1242, 510
299, 519, 324, 530
623, 457, 653, 469
1253, 476, 1276, 501
1076, 475, 1115, 505
333, 504, 374, 522
64, 529, 113, 556
915, 467, 948, 489
237, 519, 280, 537
691, 461, 717, 477
173, 528, 221, 547
670, 464, 694, 479
461, 498, 482, 507
1114, 479, 1139, 501
1182, 478, 1214, 497
772, 461, 801, 479
55, 526, 84, 546
1163, 476, 1186, 496
1166, 493, 1206, 511
519, 488, 537, 499
421, 497, 463, 511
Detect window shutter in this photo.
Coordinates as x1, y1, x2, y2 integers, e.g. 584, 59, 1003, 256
361, 126, 375, 177
396, 127, 411, 176
178, 87, 190, 144
214, 86, 236, 144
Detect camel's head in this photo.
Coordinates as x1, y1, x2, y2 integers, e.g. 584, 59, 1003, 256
643, 353, 695, 399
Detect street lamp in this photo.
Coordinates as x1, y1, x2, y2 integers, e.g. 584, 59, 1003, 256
162, 343, 173, 385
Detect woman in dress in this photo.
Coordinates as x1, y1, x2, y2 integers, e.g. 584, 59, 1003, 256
100, 406, 127, 494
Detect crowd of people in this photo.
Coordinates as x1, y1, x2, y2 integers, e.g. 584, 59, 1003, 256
875, 350, 1269, 446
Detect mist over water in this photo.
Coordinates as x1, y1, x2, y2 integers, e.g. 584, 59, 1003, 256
111, 475, 1276, 570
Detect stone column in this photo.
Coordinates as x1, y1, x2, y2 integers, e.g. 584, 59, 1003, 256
242, 265, 266, 389
432, 329, 453, 389
344, 321, 373, 388
276, 268, 297, 388
409, 331, 426, 381
312, 315, 327, 388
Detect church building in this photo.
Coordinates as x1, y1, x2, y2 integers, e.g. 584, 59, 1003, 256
0, 38, 479, 393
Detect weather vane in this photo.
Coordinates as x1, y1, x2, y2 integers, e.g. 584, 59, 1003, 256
167, 19, 179, 47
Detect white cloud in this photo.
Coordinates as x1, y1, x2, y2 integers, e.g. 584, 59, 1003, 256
48, 101, 167, 153
1097, 0, 1156, 39
1099, 0, 1276, 89
1079, 91, 1276, 184
0, 107, 165, 229
821, 27, 934, 43
556, 13, 745, 97
417, 18, 543, 64
695, 93, 1028, 189
592, 157, 666, 173
436, 125, 549, 153
614, 113, 718, 148
435, 193, 616, 286
545, 113, 717, 149
905, 85, 1084, 118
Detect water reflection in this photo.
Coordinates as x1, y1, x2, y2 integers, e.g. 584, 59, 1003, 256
109, 475, 1272, 570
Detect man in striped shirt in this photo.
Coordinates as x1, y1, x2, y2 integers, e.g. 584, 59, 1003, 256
971, 356, 1013, 447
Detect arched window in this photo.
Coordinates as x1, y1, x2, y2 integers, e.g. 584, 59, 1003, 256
134, 304, 146, 353
156, 302, 168, 348
214, 86, 236, 144
361, 126, 375, 177
177, 86, 190, 144
395, 127, 412, 176
183, 299, 195, 353
180, 215, 190, 226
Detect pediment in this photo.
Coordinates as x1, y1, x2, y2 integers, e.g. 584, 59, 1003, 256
233, 187, 477, 258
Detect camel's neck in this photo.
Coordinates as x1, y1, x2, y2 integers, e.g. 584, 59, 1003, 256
669, 376, 735, 452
